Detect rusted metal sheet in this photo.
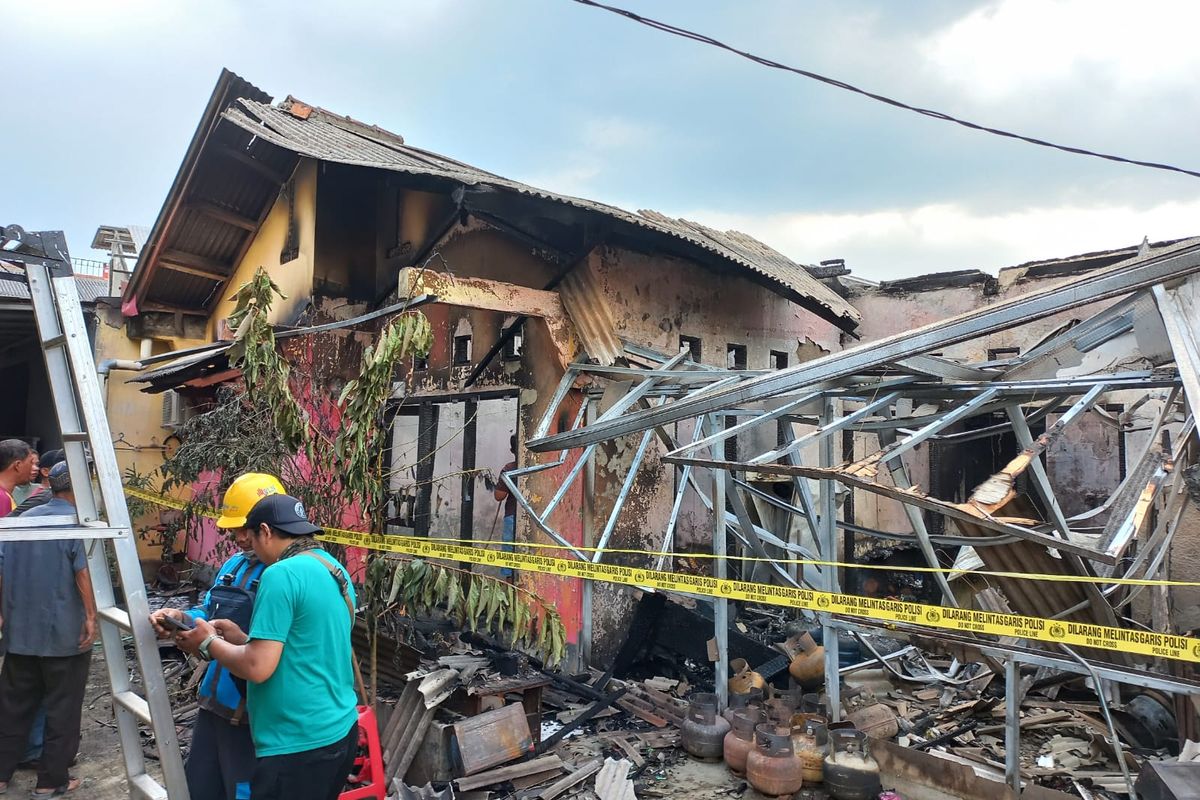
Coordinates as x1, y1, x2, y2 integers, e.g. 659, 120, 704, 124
452, 703, 534, 776
558, 255, 622, 367
869, 740, 1026, 800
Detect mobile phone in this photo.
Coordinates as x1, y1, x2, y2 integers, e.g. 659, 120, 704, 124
162, 615, 196, 632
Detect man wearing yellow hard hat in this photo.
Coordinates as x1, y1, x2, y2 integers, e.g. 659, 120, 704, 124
150, 473, 284, 800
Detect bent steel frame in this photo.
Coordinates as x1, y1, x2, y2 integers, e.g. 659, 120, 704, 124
497, 243, 1200, 791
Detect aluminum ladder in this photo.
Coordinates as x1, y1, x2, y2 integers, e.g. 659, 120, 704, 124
0, 226, 189, 800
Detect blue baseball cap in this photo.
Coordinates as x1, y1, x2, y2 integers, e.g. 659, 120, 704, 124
245, 494, 322, 536
48, 461, 71, 492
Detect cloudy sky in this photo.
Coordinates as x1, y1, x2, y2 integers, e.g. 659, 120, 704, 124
3, 0, 1198, 279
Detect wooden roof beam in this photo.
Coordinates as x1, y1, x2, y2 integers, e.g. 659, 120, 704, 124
159, 261, 226, 282
187, 200, 258, 231
211, 144, 290, 184
158, 248, 231, 280
138, 302, 209, 316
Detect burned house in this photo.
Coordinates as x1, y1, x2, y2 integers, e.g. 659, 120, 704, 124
77, 67, 1200, 798
102, 70, 861, 658
834, 240, 1197, 601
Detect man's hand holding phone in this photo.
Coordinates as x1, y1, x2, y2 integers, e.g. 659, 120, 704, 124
149, 608, 196, 638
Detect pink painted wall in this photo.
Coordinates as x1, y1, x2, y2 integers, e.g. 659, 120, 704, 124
184, 338, 371, 579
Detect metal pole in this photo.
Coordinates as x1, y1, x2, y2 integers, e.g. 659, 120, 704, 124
1005, 657, 1021, 794
713, 427, 729, 709
581, 400, 596, 668
820, 395, 841, 721
592, 429, 654, 560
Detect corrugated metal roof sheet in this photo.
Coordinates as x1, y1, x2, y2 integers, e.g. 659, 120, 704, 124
123, 69, 276, 314
559, 258, 623, 366
0, 262, 108, 303
222, 99, 861, 331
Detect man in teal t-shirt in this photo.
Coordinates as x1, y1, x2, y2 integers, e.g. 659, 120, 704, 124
176, 494, 359, 800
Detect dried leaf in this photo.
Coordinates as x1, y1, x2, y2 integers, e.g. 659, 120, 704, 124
446, 574, 462, 621
466, 576, 481, 631
386, 562, 405, 604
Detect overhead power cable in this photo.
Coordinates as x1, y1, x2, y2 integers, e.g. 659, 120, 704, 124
572, 0, 1200, 179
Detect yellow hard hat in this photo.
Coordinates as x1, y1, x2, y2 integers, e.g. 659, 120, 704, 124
217, 472, 286, 528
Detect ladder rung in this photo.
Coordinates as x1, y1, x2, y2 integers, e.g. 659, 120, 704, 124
0, 526, 125, 542
60, 431, 89, 442
0, 514, 79, 529
128, 773, 169, 800
97, 606, 131, 631
41, 334, 67, 349
113, 691, 153, 726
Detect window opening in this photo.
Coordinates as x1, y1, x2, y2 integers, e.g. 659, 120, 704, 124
727, 343, 747, 370
504, 320, 524, 360
453, 335, 472, 365
680, 335, 701, 362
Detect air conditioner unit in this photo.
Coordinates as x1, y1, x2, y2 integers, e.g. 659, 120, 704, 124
161, 390, 185, 430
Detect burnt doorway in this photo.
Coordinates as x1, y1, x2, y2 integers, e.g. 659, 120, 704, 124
386, 392, 520, 556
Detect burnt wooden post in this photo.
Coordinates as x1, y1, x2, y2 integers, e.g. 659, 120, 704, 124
460, 398, 478, 567
415, 401, 439, 537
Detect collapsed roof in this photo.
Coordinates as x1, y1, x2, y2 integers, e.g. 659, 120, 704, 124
123, 69, 860, 332
515, 238, 1200, 677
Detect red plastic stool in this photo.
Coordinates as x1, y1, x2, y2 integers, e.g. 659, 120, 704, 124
340, 705, 387, 800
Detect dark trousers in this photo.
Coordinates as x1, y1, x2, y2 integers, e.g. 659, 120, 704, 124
186, 709, 256, 800
0, 650, 91, 790
250, 724, 357, 800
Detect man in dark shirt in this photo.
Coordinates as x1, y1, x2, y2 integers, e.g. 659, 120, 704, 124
491, 435, 518, 580
7, 448, 66, 772
11, 450, 65, 517
0, 463, 97, 797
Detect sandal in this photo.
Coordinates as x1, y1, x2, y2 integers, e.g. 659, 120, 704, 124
29, 777, 81, 798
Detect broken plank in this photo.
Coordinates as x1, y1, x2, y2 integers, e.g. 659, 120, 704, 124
557, 706, 620, 725
633, 684, 688, 716
637, 731, 680, 749
621, 685, 684, 721
512, 769, 568, 791
539, 759, 603, 800
456, 755, 565, 791
616, 698, 669, 728
976, 711, 1073, 736
537, 688, 628, 755
610, 738, 645, 767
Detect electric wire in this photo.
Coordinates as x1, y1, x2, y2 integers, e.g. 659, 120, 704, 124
571, 0, 1200, 179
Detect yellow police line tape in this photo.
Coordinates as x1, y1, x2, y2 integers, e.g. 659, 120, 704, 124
125, 487, 1200, 589
124, 487, 1200, 663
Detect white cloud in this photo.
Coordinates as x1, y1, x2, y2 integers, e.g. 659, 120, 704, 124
518, 115, 658, 197
5, 0, 190, 38
581, 116, 656, 151
674, 199, 1200, 280
924, 0, 1200, 101
518, 164, 603, 198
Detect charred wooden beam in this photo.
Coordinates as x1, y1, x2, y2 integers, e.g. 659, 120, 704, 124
187, 200, 259, 232
211, 144, 291, 184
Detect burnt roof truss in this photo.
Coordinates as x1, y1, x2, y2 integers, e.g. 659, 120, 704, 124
503, 246, 1200, 786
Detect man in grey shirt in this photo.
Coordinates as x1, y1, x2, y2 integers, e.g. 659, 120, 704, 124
0, 463, 96, 797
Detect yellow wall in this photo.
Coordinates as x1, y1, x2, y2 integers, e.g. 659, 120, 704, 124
99, 159, 319, 564
209, 158, 318, 334
94, 311, 206, 563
